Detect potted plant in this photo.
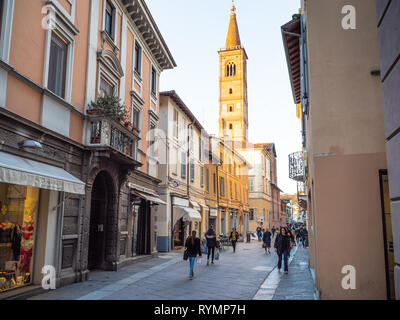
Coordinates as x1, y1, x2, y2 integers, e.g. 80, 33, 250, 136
89, 95, 125, 120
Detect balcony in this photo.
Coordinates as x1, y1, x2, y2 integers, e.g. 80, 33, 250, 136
289, 151, 305, 182
86, 114, 141, 166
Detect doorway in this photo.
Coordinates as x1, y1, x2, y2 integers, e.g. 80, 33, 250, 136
88, 171, 113, 270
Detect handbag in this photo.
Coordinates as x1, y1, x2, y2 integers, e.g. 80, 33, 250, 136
183, 249, 188, 261
215, 249, 220, 260
262, 243, 266, 248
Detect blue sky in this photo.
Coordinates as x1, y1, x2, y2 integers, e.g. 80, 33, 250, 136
147, 0, 302, 194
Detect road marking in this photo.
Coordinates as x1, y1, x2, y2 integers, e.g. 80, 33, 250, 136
77, 257, 181, 300
252, 246, 298, 300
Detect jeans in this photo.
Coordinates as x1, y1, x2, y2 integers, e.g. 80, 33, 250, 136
207, 246, 215, 262
189, 257, 195, 276
232, 241, 237, 252
277, 249, 289, 272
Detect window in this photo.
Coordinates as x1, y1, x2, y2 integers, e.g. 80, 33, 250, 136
249, 177, 255, 192
200, 166, 204, 187
219, 177, 225, 197
189, 127, 194, 152
190, 158, 195, 182
105, 1, 114, 39
229, 123, 233, 130
151, 67, 157, 95
226, 62, 236, 77
173, 109, 178, 139
213, 173, 216, 194
235, 183, 237, 200
48, 31, 68, 98
99, 75, 115, 97
229, 105, 233, 112
181, 152, 186, 179
0, 0, 3, 37
132, 107, 140, 129
229, 88, 232, 94
134, 42, 142, 75
249, 209, 254, 221
198, 137, 202, 161
229, 181, 233, 199
206, 168, 209, 192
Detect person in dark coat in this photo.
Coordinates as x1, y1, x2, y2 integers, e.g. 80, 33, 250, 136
274, 227, 291, 274
184, 230, 202, 279
229, 227, 239, 253
263, 228, 272, 254
205, 225, 217, 265
271, 226, 276, 238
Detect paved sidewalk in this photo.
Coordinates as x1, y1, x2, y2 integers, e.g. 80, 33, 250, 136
272, 245, 316, 300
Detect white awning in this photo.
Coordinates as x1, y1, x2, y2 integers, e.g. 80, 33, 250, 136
134, 191, 166, 205
173, 206, 201, 226
190, 201, 201, 210
209, 208, 218, 217
0, 151, 85, 194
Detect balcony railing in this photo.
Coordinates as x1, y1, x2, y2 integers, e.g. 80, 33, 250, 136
86, 114, 139, 161
289, 151, 305, 181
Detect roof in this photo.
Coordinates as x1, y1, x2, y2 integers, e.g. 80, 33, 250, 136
254, 143, 277, 158
281, 14, 301, 104
225, 4, 241, 49
122, 0, 177, 70
160, 91, 207, 135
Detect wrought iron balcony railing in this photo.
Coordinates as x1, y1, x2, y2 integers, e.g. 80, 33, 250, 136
86, 114, 139, 161
289, 151, 305, 181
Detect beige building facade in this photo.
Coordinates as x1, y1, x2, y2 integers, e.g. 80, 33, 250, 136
283, 0, 389, 299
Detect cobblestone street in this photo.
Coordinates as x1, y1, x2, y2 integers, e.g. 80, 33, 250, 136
29, 241, 316, 300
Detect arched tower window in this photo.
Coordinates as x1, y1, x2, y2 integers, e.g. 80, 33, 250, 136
226, 62, 236, 77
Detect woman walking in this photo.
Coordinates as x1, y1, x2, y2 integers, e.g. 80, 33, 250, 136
263, 228, 272, 254
274, 227, 291, 274
184, 230, 202, 279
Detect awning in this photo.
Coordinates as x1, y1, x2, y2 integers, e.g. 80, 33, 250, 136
173, 206, 201, 226
0, 151, 85, 194
190, 201, 201, 210
134, 191, 166, 205
209, 208, 218, 217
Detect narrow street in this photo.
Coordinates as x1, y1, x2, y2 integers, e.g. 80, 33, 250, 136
29, 241, 315, 300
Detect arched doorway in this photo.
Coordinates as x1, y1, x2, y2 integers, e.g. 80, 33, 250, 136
88, 171, 114, 270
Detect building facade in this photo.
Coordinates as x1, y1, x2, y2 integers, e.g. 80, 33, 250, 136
0, 0, 175, 296
375, 0, 400, 300
282, 0, 389, 299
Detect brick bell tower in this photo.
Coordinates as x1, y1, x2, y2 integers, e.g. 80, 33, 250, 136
218, 2, 249, 144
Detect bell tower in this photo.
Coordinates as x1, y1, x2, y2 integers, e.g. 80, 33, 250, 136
218, 2, 249, 143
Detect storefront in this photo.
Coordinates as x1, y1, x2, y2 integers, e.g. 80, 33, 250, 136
0, 151, 85, 293
171, 197, 201, 249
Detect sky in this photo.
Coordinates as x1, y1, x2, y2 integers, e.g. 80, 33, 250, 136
147, 0, 302, 194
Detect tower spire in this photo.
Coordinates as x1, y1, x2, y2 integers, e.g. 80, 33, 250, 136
225, 1, 241, 50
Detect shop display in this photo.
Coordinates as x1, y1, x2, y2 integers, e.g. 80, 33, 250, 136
0, 183, 38, 292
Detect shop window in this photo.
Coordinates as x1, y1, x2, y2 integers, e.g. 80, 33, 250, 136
105, 0, 114, 39
48, 31, 69, 99
0, 183, 39, 292
134, 42, 142, 76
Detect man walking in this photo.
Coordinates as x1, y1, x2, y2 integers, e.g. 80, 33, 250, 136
263, 228, 272, 254
229, 227, 239, 253
205, 224, 217, 266
271, 226, 276, 238
256, 226, 262, 241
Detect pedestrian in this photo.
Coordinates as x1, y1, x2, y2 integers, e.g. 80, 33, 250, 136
302, 227, 309, 248
298, 226, 304, 246
184, 230, 202, 279
274, 227, 291, 274
256, 226, 262, 241
291, 228, 296, 246
205, 224, 217, 266
271, 226, 276, 238
263, 228, 272, 254
229, 227, 239, 253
